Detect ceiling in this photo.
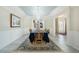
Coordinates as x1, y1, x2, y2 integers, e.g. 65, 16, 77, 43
19, 6, 57, 20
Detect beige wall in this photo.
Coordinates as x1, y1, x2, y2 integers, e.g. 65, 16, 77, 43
43, 16, 52, 29
21, 16, 32, 31
0, 6, 33, 33
70, 6, 79, 31
0, 6, 32, 49
67, 7, 79, 50
0, 6, 32, 31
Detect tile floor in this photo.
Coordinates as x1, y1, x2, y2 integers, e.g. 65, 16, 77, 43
49, 34, 79, 53
0, 34, 79, 53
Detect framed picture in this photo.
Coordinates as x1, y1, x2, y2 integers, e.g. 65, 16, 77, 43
40, 22, 43, 28
10, 14, 21, 27
33, 20, 36, 28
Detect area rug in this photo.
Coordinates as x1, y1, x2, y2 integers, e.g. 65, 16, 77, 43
16, 39, 63, 52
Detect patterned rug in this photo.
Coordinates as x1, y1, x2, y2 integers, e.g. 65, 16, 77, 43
16, 39, 63, 52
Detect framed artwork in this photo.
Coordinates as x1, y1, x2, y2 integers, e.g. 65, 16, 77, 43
40, 22, 43, 28
33, 20, 36, 28
10, 14, 21, 27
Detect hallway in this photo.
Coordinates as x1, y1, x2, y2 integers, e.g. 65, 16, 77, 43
0, 6, 79, 53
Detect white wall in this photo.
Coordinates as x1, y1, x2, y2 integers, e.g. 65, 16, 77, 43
67, 7, 79, 50
0, 7, 32, 50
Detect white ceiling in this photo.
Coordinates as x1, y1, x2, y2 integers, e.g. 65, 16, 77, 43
19, 6, 57, 20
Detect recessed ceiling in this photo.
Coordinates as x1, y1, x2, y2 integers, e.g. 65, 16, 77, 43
19, 6, 57, 19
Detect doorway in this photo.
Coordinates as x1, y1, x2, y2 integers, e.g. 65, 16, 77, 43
55, 16, 67, 35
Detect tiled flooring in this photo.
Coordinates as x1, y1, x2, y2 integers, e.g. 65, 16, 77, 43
0, 34, 79, 53
0, 34, 29, 53
49, 34, 79, 53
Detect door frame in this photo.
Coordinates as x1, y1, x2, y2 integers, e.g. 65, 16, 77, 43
55, 17, 67, 35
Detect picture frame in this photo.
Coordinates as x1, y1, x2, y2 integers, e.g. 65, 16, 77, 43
33, 20, 36, 28
10, 14, 21, 27
40, 22, 43, 28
